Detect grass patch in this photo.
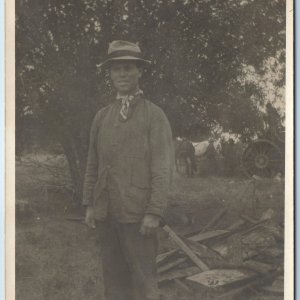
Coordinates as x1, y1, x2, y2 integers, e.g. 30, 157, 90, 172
16, 155, 284, 300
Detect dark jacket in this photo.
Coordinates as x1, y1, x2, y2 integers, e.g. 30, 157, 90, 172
82, 95, 174, 222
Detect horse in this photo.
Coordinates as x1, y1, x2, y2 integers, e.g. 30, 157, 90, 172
175, 138, 197, 177
192, 141, 209, 157
192, 140, 222, 157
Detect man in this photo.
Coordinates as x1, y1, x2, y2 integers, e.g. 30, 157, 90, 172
222, 138, 237, 176
175, 136, 196, 177
82, 40, 174, 300
205, 138, 218, 175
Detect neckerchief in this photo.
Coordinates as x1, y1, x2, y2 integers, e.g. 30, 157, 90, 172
117, 89, 143, 121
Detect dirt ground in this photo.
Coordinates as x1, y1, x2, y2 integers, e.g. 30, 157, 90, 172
15, 155, 284, 300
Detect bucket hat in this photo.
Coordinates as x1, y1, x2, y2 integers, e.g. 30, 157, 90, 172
99, 40, 151, 67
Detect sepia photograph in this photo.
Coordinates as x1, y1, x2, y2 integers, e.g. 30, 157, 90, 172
9, 0, 293, 299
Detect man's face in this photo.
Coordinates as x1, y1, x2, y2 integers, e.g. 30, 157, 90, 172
110, 61, 142, 95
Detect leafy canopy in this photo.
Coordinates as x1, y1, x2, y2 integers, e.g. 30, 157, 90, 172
16, 0, 285, 143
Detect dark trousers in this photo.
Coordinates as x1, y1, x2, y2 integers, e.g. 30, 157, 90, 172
96, 218, 159, 300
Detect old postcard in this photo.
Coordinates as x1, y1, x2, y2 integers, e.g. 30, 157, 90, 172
6, 0, 294, 299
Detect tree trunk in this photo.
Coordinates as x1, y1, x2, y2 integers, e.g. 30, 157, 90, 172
57, 128, 86, 203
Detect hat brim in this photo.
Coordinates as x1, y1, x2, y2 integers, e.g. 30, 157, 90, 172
98, 56, 151, 68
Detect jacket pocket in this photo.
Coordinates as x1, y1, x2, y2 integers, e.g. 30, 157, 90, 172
130, 158, 151, 189
123, 160, 150, 217
123, 185, 149, 217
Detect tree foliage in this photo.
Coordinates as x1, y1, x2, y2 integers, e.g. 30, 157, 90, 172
16, 0, 286, 198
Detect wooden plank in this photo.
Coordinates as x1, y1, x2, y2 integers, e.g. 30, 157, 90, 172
264, 225, 284, 242
158, 266, 201, 283
242, 260, 274, 274
65, 216, 85, 222
174, 279, 193, 294
260, 208, 274, 221
65, 216, 85, 225
211, 243, 228, 257
188, 230, 229, 243
183, 208, 227, 237
184, 238, 226, 266
200, 208, 228, 232
240, 219, 269, 235
240, 214, 259, 224
217, 278, 261, 299
261, 275, 284, 295
158, 257, 188, 274
226, 219, 245, 231
217, 271, 281, 299
163, 225, 209, 271
261, 285, 284, 295
226, 216, 269, 234
260, 247, 284, 258
156, 249, 178, 265
186, 269, 257, 288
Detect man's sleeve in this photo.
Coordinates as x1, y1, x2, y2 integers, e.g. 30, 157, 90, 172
82, 111, 102, 206
146, 106, 174, 218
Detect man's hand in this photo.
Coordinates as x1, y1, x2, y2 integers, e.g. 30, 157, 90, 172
85, 206, 96, 229
140, 214, 160, 236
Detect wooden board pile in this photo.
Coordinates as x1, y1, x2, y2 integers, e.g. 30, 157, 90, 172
157, 208, 284, 299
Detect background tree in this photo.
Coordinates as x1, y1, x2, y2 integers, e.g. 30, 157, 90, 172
16, 0, 286, 200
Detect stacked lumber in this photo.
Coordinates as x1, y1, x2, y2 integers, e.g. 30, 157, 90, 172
157, 208, 284, 298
